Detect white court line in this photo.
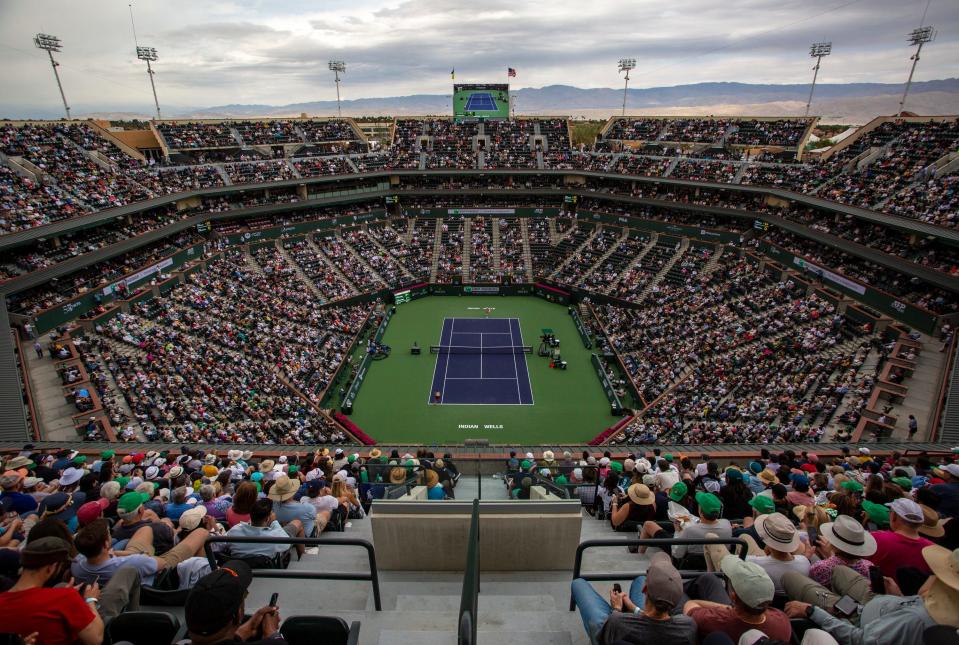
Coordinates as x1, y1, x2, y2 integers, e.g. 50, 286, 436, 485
440, 318, 455, 404
512, 317, 535, 405
445, 377, 517, 380
480, 331, 483, 379
507, 317, 523, 404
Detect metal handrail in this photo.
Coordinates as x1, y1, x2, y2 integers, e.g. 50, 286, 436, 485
458, 499, 480, 645
569, 537, 748, 610
204, 535, 382, 611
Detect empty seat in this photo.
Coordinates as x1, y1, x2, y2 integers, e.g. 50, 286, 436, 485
280, 616, 360, 645
106, 611, 181, 645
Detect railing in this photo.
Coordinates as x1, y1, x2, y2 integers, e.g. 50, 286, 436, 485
204, 535, 382, 611
458, 499, 480, 645
569, 537, 748, 610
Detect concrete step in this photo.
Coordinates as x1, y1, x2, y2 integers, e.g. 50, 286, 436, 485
478, 631, 573, 645
395, 594, 558, 613
379, 630, 452, 645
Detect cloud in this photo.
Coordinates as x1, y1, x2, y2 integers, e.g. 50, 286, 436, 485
0, 0, 956, 115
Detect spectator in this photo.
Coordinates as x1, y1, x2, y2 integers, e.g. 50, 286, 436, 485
784, 545, 959, 644
870, 498, 935, 577
931, 463, 959, 519
640, 491, 732, 565
610, 483, 656, 533
683, 554, 792, 641
183, 559, 285, 644
571, 552, 696, 644
269, 475, 320, 536
808, 515, 878, 586
225, 498, 304, 560
0, 537, 108, 645
226, 481, 258, 528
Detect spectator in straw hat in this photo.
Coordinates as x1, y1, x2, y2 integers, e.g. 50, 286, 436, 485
784, 545, 959, 644
269, 475, 318, 537
226, 498, 304, 559
611, 483, 656, 533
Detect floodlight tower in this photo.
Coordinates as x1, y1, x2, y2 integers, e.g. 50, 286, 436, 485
618, 58, 636, 117
329, 60, 346, 117
899, 26, 935, 116
804, 42, 832, 117
34, 33, 71, 119
136, 46, 161, 120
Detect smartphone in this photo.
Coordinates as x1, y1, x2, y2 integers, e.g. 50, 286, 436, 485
833, 595, 858, 617
807, 526, 818, 547
868, 566, 885, 594
612, 584, 622, 593
269, 593, 279, 607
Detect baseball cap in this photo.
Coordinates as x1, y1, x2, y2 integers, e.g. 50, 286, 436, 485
720, 555, 775, 609
888, 497, 924, 523
668, 481, 688, 502
117, 491, 150, 514
76, 498, 110, 526
892, 476, 913, 491
862, 500, 891, 527
935, 463, 959, 478
695, 491, 722, 516
840, 480, 864, 493
185, 561, 254, 636
748, 495, 775, 515
645, 552, 683, 610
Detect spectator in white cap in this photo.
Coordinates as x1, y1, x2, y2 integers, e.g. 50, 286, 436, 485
930, 463, 959, 519
870, 497, 935, 578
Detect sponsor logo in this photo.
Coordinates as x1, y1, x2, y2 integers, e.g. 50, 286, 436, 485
457, 424, 504, 429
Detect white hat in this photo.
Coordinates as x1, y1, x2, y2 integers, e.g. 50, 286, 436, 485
227, 450, 243, 461
539, 468, 551, 477
858, 447, 871, 455
305, 469, 322, 482
59, 467, 83, 486
144, 466, 160, 480
153, 457, 166, 467
754, 513, 801, 552
525, 452, 534, 459
543, 450, 554, 461
820, 515, 877, 558
599, 457, 610, 466
938, 464, 959, 478
572, 468, 583, 481
179, 505, 208, 531
888, 498, 924, 523
279, 455, 288, 464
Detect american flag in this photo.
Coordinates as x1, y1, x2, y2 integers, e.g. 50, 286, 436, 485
507, 68, 516, 77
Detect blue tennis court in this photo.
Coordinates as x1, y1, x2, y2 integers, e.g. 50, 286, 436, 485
428, 318, 534, 405
464, 92, 498, 111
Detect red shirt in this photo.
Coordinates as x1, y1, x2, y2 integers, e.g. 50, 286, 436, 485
0, 587, 96, 645
870, 530, 934, 577
688, 605, 792, 643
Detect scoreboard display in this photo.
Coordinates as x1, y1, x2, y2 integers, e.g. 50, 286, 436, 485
453, 84, 510, 121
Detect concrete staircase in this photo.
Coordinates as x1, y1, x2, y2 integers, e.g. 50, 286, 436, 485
663, 157, 680, 177
276, 241, 330, 302
550, 226, 601, 279
430, 219, 444, 281
580, 227, 629, 279
213, 164, 232, 186
603, 234, 659, 295
462, 218, 472, 283
519, 218, 534, 282
307, 236, 360, 293
491, 218, 502, 273
337, 233, 389, 288
637, 237, 688, 300
366, 229, 415, 281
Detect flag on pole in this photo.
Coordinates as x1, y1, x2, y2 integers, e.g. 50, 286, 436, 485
451, 68, 455, 80
507, 67, 517, 77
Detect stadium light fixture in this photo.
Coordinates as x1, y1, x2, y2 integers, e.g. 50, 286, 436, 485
34, 33, 71, 119
618, 58, 636, 117
899, 26, 935, 116
804, 42, 832, 117
136, 46, 162, 120
329, 60, 346, 117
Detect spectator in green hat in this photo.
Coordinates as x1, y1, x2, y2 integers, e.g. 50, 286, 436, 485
861, 499, 890, 528
640, 491, 731, 565
840, 480, 864, 494
892, 476, 913, 492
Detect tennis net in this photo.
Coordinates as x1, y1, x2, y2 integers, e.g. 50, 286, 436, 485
429, 345, 532, 355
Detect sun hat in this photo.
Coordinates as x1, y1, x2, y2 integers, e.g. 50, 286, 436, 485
59, 467, 83, 487
389, 467, 406, 485
185, 560, 254, 637
920, 546, 959, 625
259, 460, 275, 473
889, 498, 925, 523
5, 456, 33, 471
755, 513, 801, 552
76, 498, 110, 527
720, 555, 775, 609
204, 453, 217, 464
118, 491, 150, 515
369, 448, 382, 460
543, 450, 555, 461
22, 476, 41, 489
627, 483, 655, 506
748, 495, 775, 515
757, 469, 778, 485
862, 500, 891, 527
267, 475, 298, 502
241, 451, 253, 461
645, 552, 683, 610
820, 515, 878, 557
227, 450, 243, 461
179, 505, 208, 531
145, 466, 160, 480
168, 466, 184, 479
669, 481, 688, 502
695, 491, 722, 516
39, 492, 75, 522
624, 458, 635, 472
919, 504, 947, 538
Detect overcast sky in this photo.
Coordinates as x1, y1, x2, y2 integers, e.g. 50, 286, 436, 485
0, 0, 956, 116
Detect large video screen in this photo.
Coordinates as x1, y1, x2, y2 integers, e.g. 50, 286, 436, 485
453, 84, 510, 121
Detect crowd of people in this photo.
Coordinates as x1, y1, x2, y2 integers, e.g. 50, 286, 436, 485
553, 446, 959, 645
